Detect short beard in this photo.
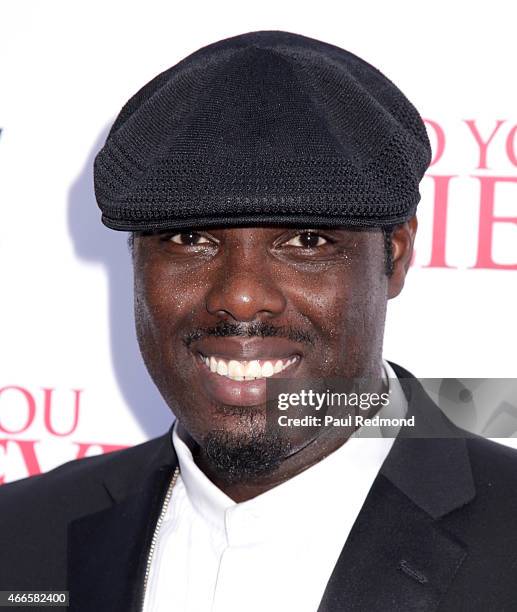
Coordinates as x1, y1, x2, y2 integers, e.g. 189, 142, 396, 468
202, 429, 292, 485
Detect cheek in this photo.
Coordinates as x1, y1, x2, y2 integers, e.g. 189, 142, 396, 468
135, 252, 212, 318
284, 255, 388, 372
340, 259, 388, 370
289, 263, 387, 332
133, 257, 206, 361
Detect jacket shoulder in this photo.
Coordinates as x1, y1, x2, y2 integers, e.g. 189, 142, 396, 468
0, 432, 174, 589
0, 433, 172, 513
466, 435, 517, 486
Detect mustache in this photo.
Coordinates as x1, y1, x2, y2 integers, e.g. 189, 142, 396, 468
182, 320, 316, 348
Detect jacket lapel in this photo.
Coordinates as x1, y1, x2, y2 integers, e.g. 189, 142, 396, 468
68, 428, 177, 612
318, 365, 476, 612
317, 473, 468, 612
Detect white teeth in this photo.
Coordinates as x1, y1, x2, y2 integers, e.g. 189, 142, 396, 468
261, 361, 274, 377
203, 355, 297, 380
228, 360, 245, 378
216, 360, 228, 376
245, 360, 261, 378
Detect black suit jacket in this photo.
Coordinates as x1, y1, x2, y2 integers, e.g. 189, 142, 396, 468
1, 363, 517, 611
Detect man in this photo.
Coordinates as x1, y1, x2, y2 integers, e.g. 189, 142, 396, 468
1, 30, 517, 612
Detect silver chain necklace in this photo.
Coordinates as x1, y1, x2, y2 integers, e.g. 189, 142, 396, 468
141, 466, 180, 611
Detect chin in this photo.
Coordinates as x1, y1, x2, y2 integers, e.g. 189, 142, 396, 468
201, 426, 293, 484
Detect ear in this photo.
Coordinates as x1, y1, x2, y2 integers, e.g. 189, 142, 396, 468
387, 215, 417, 299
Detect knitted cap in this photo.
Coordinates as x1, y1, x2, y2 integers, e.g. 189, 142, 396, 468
94, 30, 432, 231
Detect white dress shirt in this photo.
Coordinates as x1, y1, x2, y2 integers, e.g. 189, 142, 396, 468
143, 361, 407, 612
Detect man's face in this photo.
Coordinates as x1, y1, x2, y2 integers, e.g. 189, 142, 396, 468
133, 223, 414, 477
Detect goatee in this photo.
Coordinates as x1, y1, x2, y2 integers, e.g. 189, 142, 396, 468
202, 429, 292, 484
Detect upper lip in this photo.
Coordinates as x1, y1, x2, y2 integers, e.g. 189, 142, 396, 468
193, 337, 304, 361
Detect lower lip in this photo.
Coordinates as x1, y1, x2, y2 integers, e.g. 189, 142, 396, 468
195, 354, 300, 407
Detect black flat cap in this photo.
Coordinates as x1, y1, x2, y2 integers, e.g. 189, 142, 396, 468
94, 30, 432, 231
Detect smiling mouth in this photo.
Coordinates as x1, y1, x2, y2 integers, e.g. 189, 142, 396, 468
198, 353, 300, 382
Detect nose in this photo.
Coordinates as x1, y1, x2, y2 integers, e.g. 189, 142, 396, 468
206, 266, 287, 322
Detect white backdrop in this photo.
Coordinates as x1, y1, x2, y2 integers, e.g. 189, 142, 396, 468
1, 0, 516, 483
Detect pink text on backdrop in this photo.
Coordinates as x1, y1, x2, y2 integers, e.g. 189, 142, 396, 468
421, 119, 517, 269
0, 385, 127, 483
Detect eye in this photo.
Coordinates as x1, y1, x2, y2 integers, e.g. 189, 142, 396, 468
169, 231, 211, 246
284, 231, 328, 248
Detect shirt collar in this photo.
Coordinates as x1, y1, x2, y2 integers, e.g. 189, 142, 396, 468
172, 422, 234, 530
352, 359, 408, 438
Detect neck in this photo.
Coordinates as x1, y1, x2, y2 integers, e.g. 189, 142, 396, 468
193, 430, 352, 502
